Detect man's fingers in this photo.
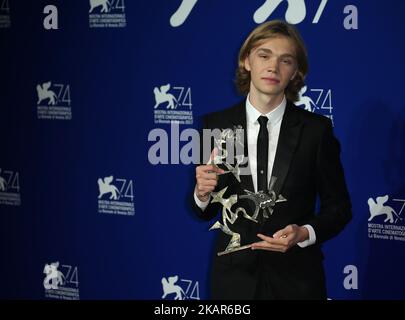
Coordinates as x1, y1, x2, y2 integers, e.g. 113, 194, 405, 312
195, 148, 226, 200
257, 233, 272, 242
197, 164, 215, 172
197, 165, 224, 175
272, 230, 286, 239
204, 164, 225, 175
204, 149, 225, 174
212, 166, 225, 175
197, 187, 214, 195
198, 179, 217, 187
200, 172, 218, 180
272, 225, 294, 239
250, 241, 285, 252
196, 174, 217, 183
255, 233, 289, 246
196, 184, 216, 195
256, 234, 284, 245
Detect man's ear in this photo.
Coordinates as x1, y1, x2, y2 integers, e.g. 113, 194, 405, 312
244, 56, 251, 72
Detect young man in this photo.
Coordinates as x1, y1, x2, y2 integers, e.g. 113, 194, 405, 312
192, 20, 352, 299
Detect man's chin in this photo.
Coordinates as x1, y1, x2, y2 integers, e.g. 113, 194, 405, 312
258, 88, 285, 97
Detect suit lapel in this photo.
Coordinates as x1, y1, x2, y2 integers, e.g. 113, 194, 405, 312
271, 103, 303, 196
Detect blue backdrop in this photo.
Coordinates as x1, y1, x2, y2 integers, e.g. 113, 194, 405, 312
1, 0, 404, 300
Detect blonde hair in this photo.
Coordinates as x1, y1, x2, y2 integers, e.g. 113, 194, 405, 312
235, 20, 308, 102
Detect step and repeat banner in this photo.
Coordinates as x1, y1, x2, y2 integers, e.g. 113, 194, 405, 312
0, 0, 404, 300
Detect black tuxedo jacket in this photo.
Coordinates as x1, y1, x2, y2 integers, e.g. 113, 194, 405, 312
191, 99, 352, 299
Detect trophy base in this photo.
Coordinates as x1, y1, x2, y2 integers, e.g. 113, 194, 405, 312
217, 243, 252, 256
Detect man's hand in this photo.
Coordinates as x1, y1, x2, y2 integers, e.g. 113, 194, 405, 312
195, 148, 225, 202
250, 224, 309, 253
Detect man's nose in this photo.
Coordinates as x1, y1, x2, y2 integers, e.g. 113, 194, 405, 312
266, 57, 279, 73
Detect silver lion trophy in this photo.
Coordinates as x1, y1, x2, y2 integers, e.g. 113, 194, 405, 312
208, 127, 287, 256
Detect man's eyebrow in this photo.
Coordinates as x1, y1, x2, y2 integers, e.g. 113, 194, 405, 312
256, 48, 272, 54
256, 48, 296, 58
280, 53, 296, 59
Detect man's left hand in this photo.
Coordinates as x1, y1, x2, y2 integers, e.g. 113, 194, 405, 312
251, 224, 309, 253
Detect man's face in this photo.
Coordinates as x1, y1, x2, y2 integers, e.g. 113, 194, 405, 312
244, 36, 298, 100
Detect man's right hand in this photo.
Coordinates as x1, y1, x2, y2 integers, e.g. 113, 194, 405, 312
195, 149, 225, 202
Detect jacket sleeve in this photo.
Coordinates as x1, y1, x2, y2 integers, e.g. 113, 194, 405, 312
307, 119, 352, 244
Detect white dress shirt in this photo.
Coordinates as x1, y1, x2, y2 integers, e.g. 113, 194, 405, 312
194, 95, 316, 247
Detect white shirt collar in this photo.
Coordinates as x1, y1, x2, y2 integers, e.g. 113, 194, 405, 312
246, 94, 286, 126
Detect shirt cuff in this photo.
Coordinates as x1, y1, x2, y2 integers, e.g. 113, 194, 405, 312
297, 224, 316, 248
194, 191, 210, 211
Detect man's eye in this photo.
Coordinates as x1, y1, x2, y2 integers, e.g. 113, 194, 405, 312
282, 59, 292, 65
259, 55, 268, 59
